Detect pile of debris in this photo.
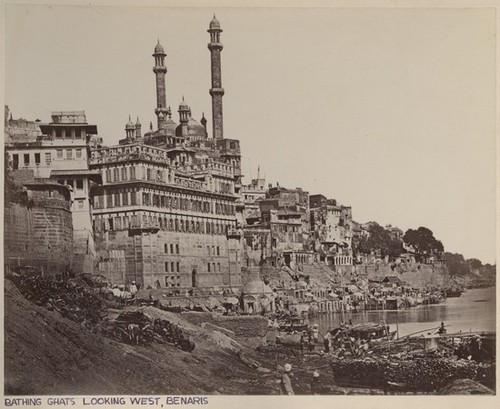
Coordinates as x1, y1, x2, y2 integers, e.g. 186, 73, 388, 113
11, 274, 106, 325
330, 356, 483, 392
102, 311, 195, 352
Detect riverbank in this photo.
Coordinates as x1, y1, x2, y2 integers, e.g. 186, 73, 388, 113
4, 277, 495, 395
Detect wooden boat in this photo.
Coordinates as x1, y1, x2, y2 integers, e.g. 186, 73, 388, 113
346, 323, 397, 342
445, 288, 463, 297
278, 316, 309, 333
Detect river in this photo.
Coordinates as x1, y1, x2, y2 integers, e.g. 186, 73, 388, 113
311, 287, 496, 337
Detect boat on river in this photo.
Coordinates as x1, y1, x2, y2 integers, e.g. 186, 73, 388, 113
347, 323, 397, 342
445, 288, 463, 298
278, 315, 309, 333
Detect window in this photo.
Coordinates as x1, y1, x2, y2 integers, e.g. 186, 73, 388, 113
176, 244, 179, 254
12, 154, 19, 170
56, 128, 62, 138
165, 262, 169, 272
170, 244, 174, 254
164, 244, 168, 254
130, 166, 136, 179
122, 192, 128, 206
121, 167, 127, 180
207, 246, 211, 255
75, 129, 83, 139
113, 168, 120, 182
66, 149, 73, 159
108, 218, 114, 231
76, 149, 82, 158
24, 154, 30, 165
171, 262, 175, 272
34, 153, 41, 165
130, 191, 137, 205
218, 263, 221, 272
45, 152, 51, 165
78, 200, 84, 209
76, 180, 84, 190
208, 263, 211, 272
114, 193, 121, 207
176, 262, 180, 273
217, 246, 220, 256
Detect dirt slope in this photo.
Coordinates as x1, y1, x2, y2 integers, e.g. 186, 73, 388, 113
4, 280, 275, 395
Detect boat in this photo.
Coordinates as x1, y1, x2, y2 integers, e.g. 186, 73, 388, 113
278, 315, 309, 333
346, 323, 397, 343
445, 288, 463, 298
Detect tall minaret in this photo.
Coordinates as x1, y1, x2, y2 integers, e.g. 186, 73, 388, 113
153, 39, 169, 128
208, 15, 224, 140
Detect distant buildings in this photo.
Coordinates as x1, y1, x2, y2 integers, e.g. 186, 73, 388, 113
309, 194, 353, 266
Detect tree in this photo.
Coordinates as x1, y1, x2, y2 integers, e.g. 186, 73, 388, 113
467, 258, 482, 271
443, 252, 469, 277
354, 222, 403, 260
403, 227, 443, 262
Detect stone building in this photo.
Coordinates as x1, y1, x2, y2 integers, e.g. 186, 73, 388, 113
309, 194, 353, 266
90, 16, 243, 291
241, 168, 266, 222
4, 109, 101, 274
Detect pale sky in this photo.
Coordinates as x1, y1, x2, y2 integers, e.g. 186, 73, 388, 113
4, 4, 497, 263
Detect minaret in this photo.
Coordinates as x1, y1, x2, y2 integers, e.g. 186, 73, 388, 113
153, 39, 169, 128
208, 15, 224, 140
178, 97, 190, 137
200, 112, 207, 134
135, 117, 142, 138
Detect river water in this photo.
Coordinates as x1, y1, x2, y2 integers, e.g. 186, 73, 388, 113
311, 287, 496, 337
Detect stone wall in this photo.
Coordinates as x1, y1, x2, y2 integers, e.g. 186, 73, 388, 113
95, 229, 243, 288
4, 200, 73, 275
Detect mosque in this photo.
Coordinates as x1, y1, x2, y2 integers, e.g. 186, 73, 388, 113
89, 16, 245, 291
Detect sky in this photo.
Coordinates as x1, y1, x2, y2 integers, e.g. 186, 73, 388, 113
4, 4, 497, 264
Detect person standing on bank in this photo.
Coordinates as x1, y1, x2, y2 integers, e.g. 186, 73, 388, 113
280, 363, 294, 395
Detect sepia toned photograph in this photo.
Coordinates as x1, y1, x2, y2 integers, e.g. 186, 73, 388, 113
2, 2, 497, 399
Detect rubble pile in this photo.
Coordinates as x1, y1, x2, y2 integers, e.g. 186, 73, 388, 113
331, 357, 483, 392
12, 274, 106, 324
102, 311, 196, 352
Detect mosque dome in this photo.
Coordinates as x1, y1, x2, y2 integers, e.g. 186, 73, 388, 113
209, 15, 221, 30
242, 280, 273, 295
154, 40, 165, 54
187, 116, 206, 138
161, 117, 177, 135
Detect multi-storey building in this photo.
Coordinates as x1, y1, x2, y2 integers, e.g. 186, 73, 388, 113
90, 16, 243, 290
4, 109, 101, 274
309, 194, 353, 266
